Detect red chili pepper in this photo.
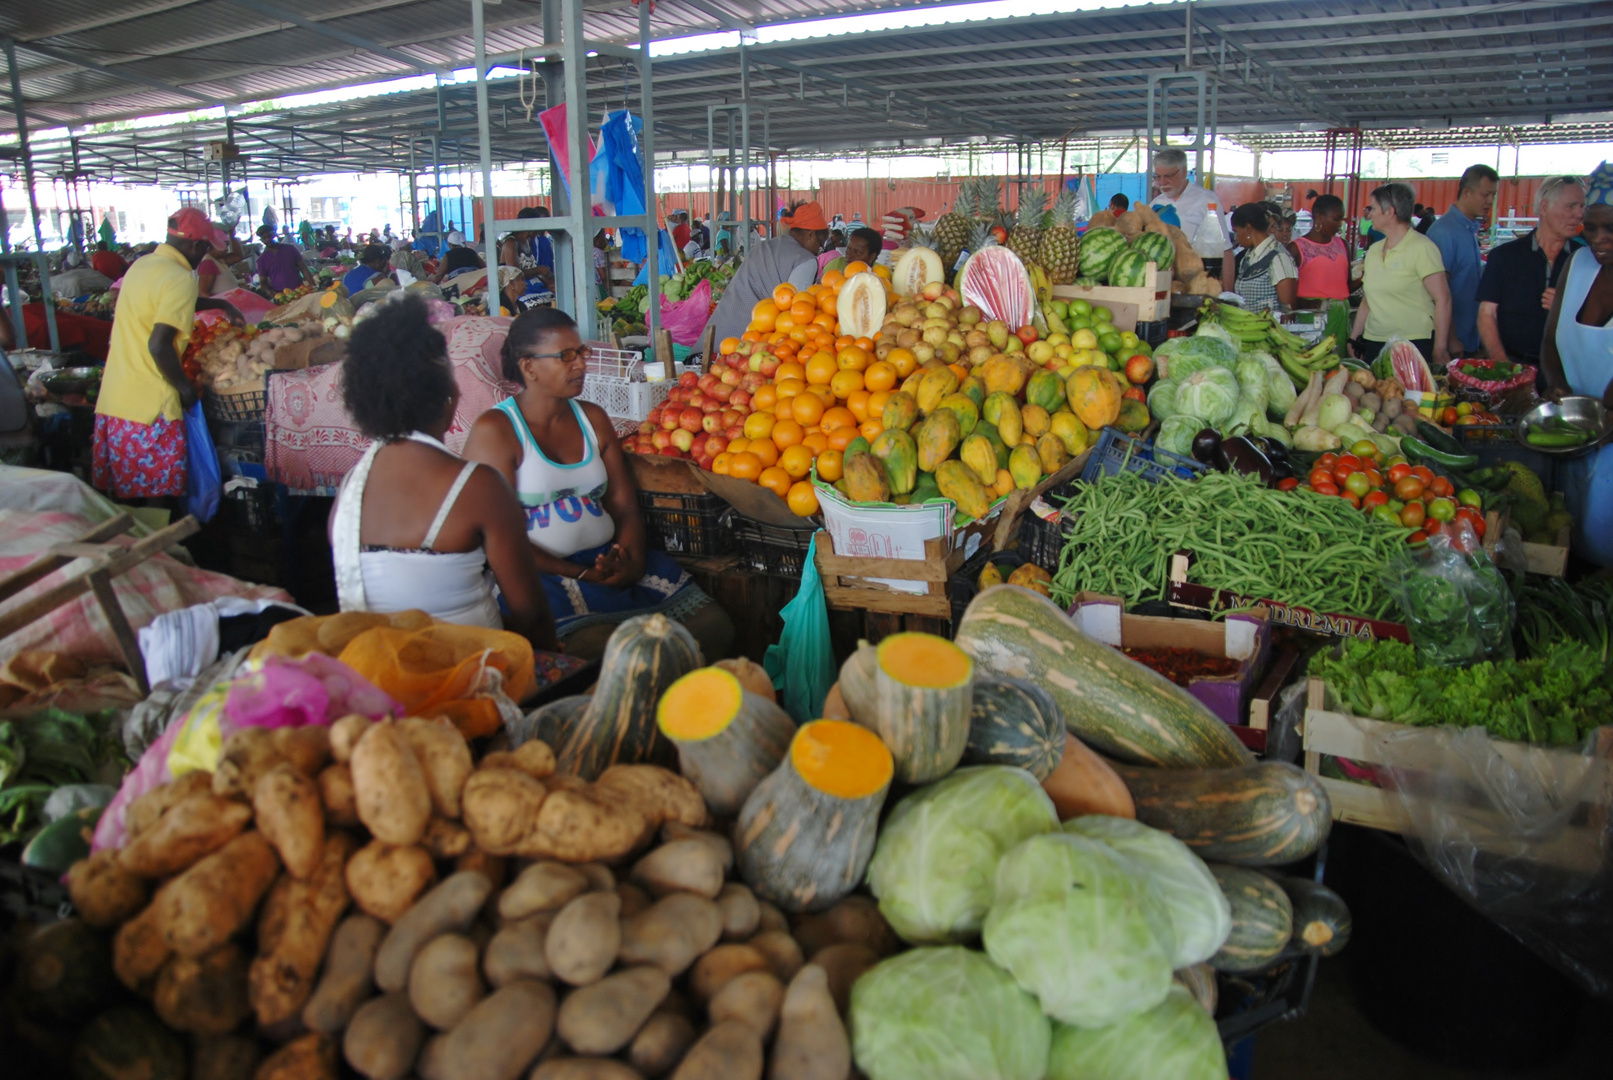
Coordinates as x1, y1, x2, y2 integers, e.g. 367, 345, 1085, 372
1119, 647, 1242, 688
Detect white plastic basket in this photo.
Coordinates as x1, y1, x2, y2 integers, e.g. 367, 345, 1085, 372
577, 342, 683, 423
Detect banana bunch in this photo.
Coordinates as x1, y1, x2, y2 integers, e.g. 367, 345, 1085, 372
1209, 301, 1279, 346
1028, 261, 1053, 305
1203, 301, 1341, 388
1275, 333, 1341, 388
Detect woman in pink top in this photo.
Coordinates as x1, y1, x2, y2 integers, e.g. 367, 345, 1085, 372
1290, 194, 1351, 308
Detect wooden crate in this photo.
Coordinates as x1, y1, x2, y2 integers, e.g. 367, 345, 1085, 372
1301, 678, 1613, 873
814, 531, 966, 619
1051, 263, 1171, 331
1520, 525, 1572, 578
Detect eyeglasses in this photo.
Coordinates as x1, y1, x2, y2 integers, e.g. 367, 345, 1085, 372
522, 346, 592, 364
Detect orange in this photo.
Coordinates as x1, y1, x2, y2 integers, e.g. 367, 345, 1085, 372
750, 299, 779, 331
711, 453, 733, 476
802, 431, 829, 455
816, 448, 845, 482
772, 283, 797, 307
752, 384, 778, 412
774, 397, 795, 419
820, 406, 858, 432
818, 293, 838, 317
727, 436, 750, 455
826, 426, 858, 451
790, 298, 817, 323
812, 312, 836, 333
788, 327, 808, 346
822, 268, 846, 289
728, 451, 763, 481
887, 347, 918, 377
837, 345, 870, 372
779, 444, 815, 480
771, 418, 805, 449
750, 440, 780, 468
719, 337, 741, 355
791, 392, 826, 426
948, 363, 970, 384
864, 360, 897, 392
835, 335, 854, 350
843, 260, 870, 277
810, 384, 837, 407
846, 388, 873, 421
758, 466, 793, 499
775, 377, 805, 400
873, 264, 892, 281
786, 480, 820, 517
868, 390, 892, 417
859, 418, 884, 442
743, 412, 776, 441
854, 336, 875, 353
829, 369, 865, 400
776, 360, 805, 383
804, 351, 838, 386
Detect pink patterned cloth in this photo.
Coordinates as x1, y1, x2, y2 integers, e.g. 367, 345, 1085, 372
264, 315, 521, 493
0, 510, 292, 668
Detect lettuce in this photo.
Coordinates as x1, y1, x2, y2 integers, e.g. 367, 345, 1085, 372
1175, 367, 1241, 427
866, 766, 1059, 944
1046, 987, 1225, 1080
1156, 415, 1202, 458
850, 946, 1051, 1080
1155, 335, 1237, 379
1146, 378, 1181, 422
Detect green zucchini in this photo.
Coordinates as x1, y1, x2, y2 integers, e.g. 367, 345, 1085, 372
1208, 863, 1293, 974
1401, 434, 1478, 471
1276, 876, 1352, 957
1114, 761, 1332, 867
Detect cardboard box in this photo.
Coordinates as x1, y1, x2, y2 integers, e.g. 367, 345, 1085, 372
1069, 592, 1270, 728
1051, 264, 1172, 331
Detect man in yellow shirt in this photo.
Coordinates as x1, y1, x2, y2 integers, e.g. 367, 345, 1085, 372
93, 208, 244, 503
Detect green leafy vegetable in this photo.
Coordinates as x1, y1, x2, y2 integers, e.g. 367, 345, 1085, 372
1046, 987, 1225, 1080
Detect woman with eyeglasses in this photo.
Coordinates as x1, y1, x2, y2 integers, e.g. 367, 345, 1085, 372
1539, 163, 1613, 568
463, 308, 735, 661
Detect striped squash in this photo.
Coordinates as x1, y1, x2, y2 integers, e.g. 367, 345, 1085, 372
953, 587, 1253, 769
1207, 863, 1293, 974
1275, 876, 1352, 957
838, 634, 973, 784
545, 613, 702, 780
735, 721, 893, 913
1115, 761, 1332, 867
656, 666, 796, 816
960, 675, 1065, 781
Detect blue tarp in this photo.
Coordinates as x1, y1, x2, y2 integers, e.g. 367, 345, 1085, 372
632, 229, 678, 286
596, 110, 649, 262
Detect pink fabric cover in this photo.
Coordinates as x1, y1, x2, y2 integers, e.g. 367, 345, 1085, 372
264, 315, 521, 492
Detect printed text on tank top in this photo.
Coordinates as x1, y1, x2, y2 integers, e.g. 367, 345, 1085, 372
493, 396, 616, 555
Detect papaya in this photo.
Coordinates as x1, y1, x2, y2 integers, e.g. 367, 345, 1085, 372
881, 392, 919, 433
1021, 403, 1051, 439
959, 434, 999, 486
1026, 369, 1068, 413
871, 429, 919, 496
1050, 412, 1091, 458
1007, 563, 1053, 597
1116, 398, 1151, 434
916, 367, 960, 416
1066, 365, 1123, 430
842, 451, 891, 504
1009, 444, 1043, 489
958, 376, 986, 408
1020, 431, 1040, 448
937, 393, 979, 438
978, 561, 1005, 590
983, 393, 1023, 447
936, 461, 993, 521
844, 435, 872, 461
1037, 433, 1070, 475
979, 422, 1010, 468
992, 469, 1016, 498
915, 409, 962, 473
981, 354, 1028, 397
910, 472, 941, 504
900, 369, 926, 395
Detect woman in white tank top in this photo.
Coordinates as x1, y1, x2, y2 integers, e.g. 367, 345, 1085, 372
463, 308, 733, 660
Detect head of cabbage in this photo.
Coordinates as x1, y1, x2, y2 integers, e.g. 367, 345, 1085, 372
982, 832, 1175, 1029
1155, 335, 1237, 380
866, 766, 1058, 944
1155, 414, 1203, 458
1046, 987, 1225, 1080
850, 946, 1051, 1080
1174, 366, 1242, 427
1146, 378, 1181, 422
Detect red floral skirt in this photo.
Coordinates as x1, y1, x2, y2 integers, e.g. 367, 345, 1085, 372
92, 413, 187, 498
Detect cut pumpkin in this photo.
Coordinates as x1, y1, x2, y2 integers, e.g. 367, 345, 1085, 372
838, 634, 972, 784
657, 667, 797, 817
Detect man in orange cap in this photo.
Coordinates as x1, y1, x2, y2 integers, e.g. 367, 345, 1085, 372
93, 207, 245, 505
705, 200, 830, 347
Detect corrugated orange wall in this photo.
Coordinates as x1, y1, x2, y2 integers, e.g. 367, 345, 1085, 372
1272, 178, 1546, 218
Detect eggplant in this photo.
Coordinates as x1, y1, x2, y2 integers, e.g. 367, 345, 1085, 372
1271, 459, 1294, 482
1191, 428, 1223, 467
1218, 435, 1275, 485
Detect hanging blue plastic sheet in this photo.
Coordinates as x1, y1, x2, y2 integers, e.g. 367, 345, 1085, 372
597, 110, 649, 263
632, 229, 678, 286
763, 534, 837, 725
182, 401, 222, 523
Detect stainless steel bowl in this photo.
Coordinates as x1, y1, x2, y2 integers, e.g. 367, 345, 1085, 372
1516, 396, 1610, 457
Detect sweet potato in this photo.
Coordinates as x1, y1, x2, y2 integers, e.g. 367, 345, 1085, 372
709, 970, 784, 1039
769, 964, 851, 1080
344, 992, 426, 1080
499, 861, 590, 921
790, 896, 898, 959
461, 768, 548, 856
807, 943, 877, 1019
409, 933, 485, 1029
191, 1033, 260, 1080
346, 841, 436, 924
318, 764, 360, 827
399, 716, 473, 818
67, 849, 149, 927
303, 914, 385, 1033
483, 912, 553, 987
113, 898, 171, 990
632, 839, 724, 899
156, 830, 281, 958
375, 870, 494, 993
670, 1019, 763, 1080
213, 726, 329, 802
577, 862, 616, 892
118, 793, 252, 877
557, 965, 671, 1055
153, 942, 252, 1034
455, 849, 507, 889
531, 1062, 645, 1080
689, 944, 770, 1003
618, 892, 723, 977
477, 739, 557, 780
423, 979, 556, 1080
330, 714, 372, 764
255, 1032, 338, 1080
757, 901, 788, 934
421, 817, 472, 859
748, 931, 804, 983
250, 831, 357, 1025
628, 1010, 697, 1078
126, 770, 213, 838
352, 720, 433, 846
545, 891, 621, 986
254, 763, 326, 879
716, 884, 759, 942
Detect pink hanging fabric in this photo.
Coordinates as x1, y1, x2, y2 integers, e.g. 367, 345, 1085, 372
539, 104, 598, 191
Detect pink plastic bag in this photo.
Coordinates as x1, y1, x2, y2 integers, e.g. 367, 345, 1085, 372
215, 287, 275, 323
659, 278, 712, 347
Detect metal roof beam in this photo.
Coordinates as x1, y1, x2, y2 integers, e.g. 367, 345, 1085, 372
1209, 0, 1593, 35
10, 39, 224, 107
1237, 13, 1613, 53
1265, 42, 1608, 69
214, 0, 439, 73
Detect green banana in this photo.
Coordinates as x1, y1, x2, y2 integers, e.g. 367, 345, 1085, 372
1277, 349, 1314, 387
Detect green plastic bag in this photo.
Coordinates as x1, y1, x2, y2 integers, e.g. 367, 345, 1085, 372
763, 534, 837, 725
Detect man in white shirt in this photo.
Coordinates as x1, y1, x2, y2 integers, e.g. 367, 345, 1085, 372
1149, 148, 1233, 278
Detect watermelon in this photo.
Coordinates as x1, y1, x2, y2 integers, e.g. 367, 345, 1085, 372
958, 246, 1035, 330
1078, 228, 1129, 281
1107, 250, 1153, 289
1132, 232, 1175, 272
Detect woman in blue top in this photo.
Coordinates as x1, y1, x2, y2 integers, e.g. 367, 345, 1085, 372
462, 308, 734, 660
342, 244, 394, 295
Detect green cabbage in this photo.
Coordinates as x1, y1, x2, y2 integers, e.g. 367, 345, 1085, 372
1155, 335, 1236, 379
1195, 321, 1239, 350
982, 833, 1175, 1028
1155, 415, 1202, 457
1249, 351, 1296, 416
850, 946, 1051, 1080
1061, 816, 1231, 968
1174, 367, 1241, 427
866, 766, 1058, 944
1146, 378, 1180, 421
1046, 987, 1225, 1080
1226, 355, 1272, 435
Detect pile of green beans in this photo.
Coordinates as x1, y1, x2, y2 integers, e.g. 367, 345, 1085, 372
1048, 469, 1413, 617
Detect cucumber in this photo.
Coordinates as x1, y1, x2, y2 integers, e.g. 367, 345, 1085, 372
1413, 419, 1472, 458
1400, 435, 1478, 471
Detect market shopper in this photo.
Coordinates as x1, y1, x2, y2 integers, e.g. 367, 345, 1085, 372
671, 212, 692, 253
197, 236, 241, 296
1290, 194, 1351, 307
1539, 163, 1613, 567
435, 230, 485, 283
1228, 203, 1298, 313
462, 308, 734, 661
1350, 183, 1453, 366
499, 207, 556, 313
1109, 192, 1130, 214
342, 245, 394, 295
90, 241, 128, 282
93, 208, 244, 504
705, 201, 830, 347
1477, 175, 1586, 364
1427, 164, 1500, 356
256, 224, 316, 294
1148, 148, 1232, 273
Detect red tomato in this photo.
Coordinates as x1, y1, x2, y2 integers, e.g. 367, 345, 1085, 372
1407, 530, 1428, 545
1410, 465, 1436, 485
1276, 477, 1300, 492
1333, 464, 1359, 486
1364, 468, 1385, 488
1312, 480, 1340, 497
1317, 453, 1340, 470
1455, 507, 1487, 537
1309, 468, 1335, 489
1388, 463, 1412, 484
1362, 491, 1390, 510
1336, 454, 1363, 473
1429, 476, 1455, 498
1393, 476, 1426, 501
1400, 501, 1426, 528
1339, 490, 1361, 509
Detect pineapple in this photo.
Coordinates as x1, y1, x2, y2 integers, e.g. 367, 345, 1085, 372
1006, 188, 1046, 266
975, 178, 1004, 236
932, 179, 976, 272
1040, 190, 1082, 284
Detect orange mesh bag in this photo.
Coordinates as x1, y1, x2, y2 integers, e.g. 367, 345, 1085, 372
336, 623, 536, 739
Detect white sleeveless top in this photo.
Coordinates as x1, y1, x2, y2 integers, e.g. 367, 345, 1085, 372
493, 397, 616, 558
331, 432, 502, 628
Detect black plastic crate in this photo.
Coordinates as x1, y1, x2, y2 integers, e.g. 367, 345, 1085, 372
1452, 422, 1557, 491
729, 512, 816, 577
948, 548, 1025, 626
638, 490, 732, 557
1015, 479, 1082, 573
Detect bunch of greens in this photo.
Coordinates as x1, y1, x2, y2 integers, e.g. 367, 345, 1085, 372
1512, 574, 1613, 662
0, 709, 126, 845
1310, 637, 1612, 746
1380, 536, 1514, 667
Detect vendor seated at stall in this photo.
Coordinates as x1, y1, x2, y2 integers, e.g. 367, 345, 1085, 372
329, 296, 563, 654
435, 230, 485, 283
499, 207, 556, 314
462, 308, 735, 662
343, 244, 396, 295
257, 224, 317, 294
822, 227, 884, 279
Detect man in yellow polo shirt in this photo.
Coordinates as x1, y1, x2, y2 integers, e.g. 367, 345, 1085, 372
93, 208, 243, 504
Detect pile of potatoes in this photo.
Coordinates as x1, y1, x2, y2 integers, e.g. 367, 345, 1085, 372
63, 713, 895, 1080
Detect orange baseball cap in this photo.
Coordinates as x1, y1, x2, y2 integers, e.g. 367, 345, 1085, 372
168, 207, 229, 248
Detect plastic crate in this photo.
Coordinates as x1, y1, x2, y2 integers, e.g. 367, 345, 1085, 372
1081, 427, 1208, 485
204, 381, 267, 423
578, 343, 686, 423
637, 490, 732, 557
204, 382, 267, 466
1015, 480, 1081, 572
1452, 422, 1557, 491
729, 513, 816, 577
223, 480, 281, 532
948, 548, 1025, 626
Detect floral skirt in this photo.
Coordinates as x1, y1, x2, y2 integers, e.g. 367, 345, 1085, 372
92, 413, 186, 498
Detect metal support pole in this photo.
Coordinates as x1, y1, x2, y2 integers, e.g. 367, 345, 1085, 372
543, 0, 567, 220
471, 0, 501, 313
639, 0, 659, 344
561, 0, 594, 335
408, 138, 420, 236
5, 39, 45, 253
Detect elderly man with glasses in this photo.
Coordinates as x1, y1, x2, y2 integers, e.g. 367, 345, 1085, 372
1476, 175, 1587, 367
1148, 148, 1233, 281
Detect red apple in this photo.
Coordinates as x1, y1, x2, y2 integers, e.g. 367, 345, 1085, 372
687, 392, 706, 410
670, 428, 694, 453
719, 368, 741, 387
678, 370, 699, 389
695, 454, 714, 472
677, 407, 704, 433
646, 406, 664, 425
698, 373, 722, 394
729, 389, 752, 410
701, 413, 723, 435
709, 383, 736, 404
1122, 386, 1146, 403
736, 340, 755, 356
701, 400, 721, 414
638, 420, 656, 436
1124, 354, 1156, 385
651, 429, 673, 450
740, 371, 766, 392
757, 356, 780, 377
1015, 325, 1039, 345
690, 432, 710, 456
724, 424, 746, 441
705, 434, 728, 455
659, 410, 681, 432
659, 446, 684, 458
721, 408, 743, 428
